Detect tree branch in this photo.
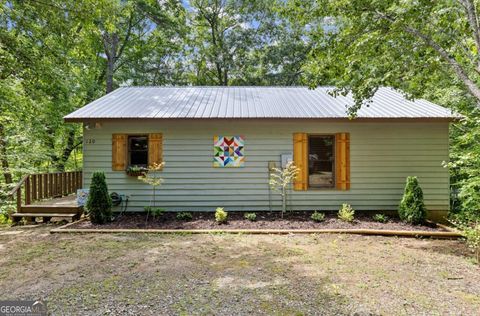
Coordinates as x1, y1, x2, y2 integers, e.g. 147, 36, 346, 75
377, 11, 480, 105
116, 13, 136, 61
459, 0, 480, 71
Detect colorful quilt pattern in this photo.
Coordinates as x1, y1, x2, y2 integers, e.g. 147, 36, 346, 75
213, 136, 245, 167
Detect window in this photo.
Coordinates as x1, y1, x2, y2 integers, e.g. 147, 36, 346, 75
308, 135, 335, 188
128, 135, 148, 167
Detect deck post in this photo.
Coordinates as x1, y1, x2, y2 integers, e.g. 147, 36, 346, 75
32, 174, 37, 201
38, 174, 43, 200
66, 172, 70, 194
63, 172, 67, 196
55, 173, 60, 197
16, 188, 21, 212
45, 173, 48, 198
25, 176, 31, 205
49, 173, 53, 197
58, 173, 63, 197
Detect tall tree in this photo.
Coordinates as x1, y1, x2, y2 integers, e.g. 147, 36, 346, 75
1, 0, 101, 177
96, 1, 148, 93
287, 0, 480, 113
188, 0, 310, 86
116, 0, 188, 86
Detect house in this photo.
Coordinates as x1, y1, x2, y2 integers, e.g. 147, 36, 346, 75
64, 86, 458, 220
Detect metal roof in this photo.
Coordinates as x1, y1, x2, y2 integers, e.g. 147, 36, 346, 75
64, 86, 459, 121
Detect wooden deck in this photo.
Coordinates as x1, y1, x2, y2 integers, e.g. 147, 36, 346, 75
12, 195, 83, 223
31, 195, 78, 206
8, 171, 83, 223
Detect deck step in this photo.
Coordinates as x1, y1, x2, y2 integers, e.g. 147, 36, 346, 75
11, 212, 81, 223
21, 205, 82, 214
11, 213, 79, 218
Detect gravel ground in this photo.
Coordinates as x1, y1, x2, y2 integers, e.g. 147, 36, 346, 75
0, 224, 479, 315
69, 212, 444, 231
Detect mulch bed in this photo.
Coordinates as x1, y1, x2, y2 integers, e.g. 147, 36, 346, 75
68, 211, 447, 231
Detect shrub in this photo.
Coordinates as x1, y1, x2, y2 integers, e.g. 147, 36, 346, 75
215, 207, 228, 224
311, 211, 325, 222
464, 224, 480, 263
372, 214, 388, 223
176, 212, 193, 221
144, 206, 164, 219
454, 221, 480, 264
0, 203, 14, 225
0, 213, 12, 225
398, 176, 427, 224
244, 213, 257, 221
86, 172, 113, 224
338, 204, 354, 222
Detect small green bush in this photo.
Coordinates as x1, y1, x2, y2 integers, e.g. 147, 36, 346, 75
215, 207, 228, 224
463, 224, 480, 263
0, 213, 12, 225
86, 172, 112, 224
338, 204, 354, 222
311, 211, 325, 222
454, 220, 480, 264
144, 206, 164, 219
0, 203, 14, 225
176, 212, 193, 221
244, 213, 257, 221
372, 214, 388, 223
398, 176, 427, 224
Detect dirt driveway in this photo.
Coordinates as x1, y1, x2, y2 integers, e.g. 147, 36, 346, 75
0, 225, 479, 315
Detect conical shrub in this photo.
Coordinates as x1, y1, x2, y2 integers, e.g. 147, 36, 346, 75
398, 176, 427, 224
86, 172, 112, 224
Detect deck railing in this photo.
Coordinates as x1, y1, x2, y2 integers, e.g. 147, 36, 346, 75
8, 171, 82, 212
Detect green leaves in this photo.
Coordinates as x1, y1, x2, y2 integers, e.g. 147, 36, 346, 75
398, 176, 427, 225
86, 172, 113, 224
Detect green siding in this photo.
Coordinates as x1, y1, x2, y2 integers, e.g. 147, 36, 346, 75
82, 120, 450, 213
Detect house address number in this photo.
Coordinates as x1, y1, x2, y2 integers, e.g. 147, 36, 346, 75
85, 139, 95, 144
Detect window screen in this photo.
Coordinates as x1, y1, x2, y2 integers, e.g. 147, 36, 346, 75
308, 135, 335, 188
128, 136, 148, 167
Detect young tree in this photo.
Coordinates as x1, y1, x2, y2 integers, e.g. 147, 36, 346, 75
269, 161, 300, 217
138, 162, 165, 224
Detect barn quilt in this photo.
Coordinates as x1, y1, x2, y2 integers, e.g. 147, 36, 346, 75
213, 136, 245, 167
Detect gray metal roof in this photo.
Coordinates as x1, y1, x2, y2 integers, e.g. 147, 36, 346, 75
64, 86, 458, 121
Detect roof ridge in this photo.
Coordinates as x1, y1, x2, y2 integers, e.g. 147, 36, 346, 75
118, 85, 331, 89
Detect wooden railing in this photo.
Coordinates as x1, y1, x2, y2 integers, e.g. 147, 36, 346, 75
8, 171, 82, 213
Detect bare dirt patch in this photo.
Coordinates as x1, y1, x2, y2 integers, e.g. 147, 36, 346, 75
68, 211, 445, 231
0, 225, 478, 315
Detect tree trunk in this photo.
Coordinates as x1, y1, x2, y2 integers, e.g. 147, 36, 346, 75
55, 129, 77, 172
103, 33, 119, 94
106, 58, 115, 94
0, 123, 12, 184
45, 127, 78, 172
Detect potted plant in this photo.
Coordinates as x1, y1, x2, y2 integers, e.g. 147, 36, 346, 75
126, 165, 148, 177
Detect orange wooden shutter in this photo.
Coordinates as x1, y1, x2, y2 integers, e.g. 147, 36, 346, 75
335, 133, 350, 190
148, 133, 163, 168
112, 134, 127, 171
293, 133, 308, 191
